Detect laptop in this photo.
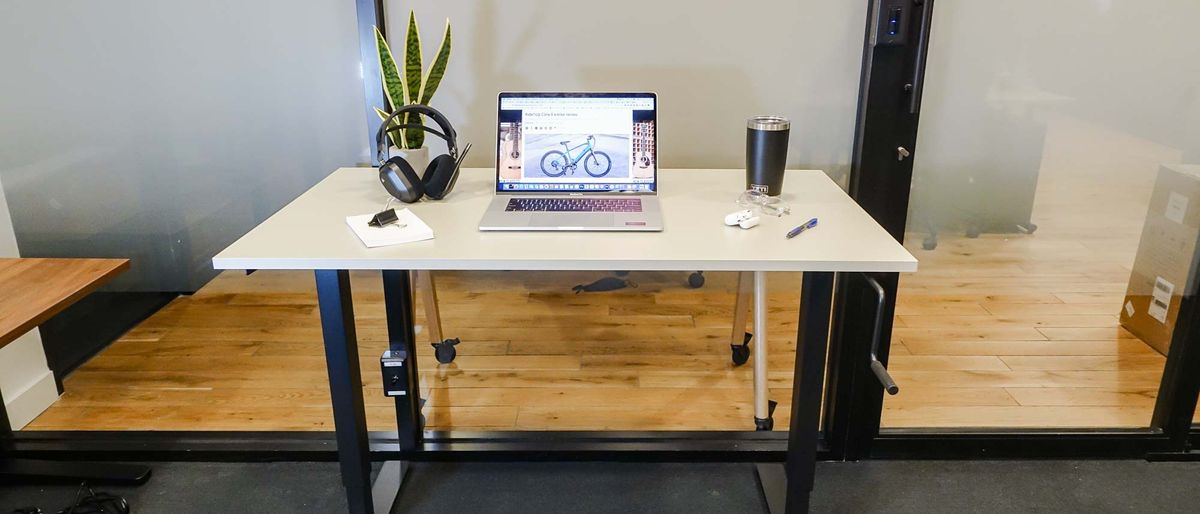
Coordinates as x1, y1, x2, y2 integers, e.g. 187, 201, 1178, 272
479, 92, 664, 231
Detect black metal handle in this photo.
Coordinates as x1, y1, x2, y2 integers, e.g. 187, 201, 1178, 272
860, 273, 899, 395
909, 0, 934, 114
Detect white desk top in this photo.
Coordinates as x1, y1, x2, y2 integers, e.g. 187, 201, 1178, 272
212, 168, 917, 273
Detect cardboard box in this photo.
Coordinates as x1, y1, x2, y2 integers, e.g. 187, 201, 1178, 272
1120, 164, 1200, 355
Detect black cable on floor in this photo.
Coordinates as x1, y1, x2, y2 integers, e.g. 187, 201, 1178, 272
55, 483, 128, 514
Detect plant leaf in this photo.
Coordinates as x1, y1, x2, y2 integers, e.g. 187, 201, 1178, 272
375, 107, 404, 149
403, 11, 424, 101
403, 11, 425, 149
418, 18, 451, 105
374, 26, 407, 111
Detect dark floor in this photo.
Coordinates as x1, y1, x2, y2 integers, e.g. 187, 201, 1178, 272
3, 460, 1199, 513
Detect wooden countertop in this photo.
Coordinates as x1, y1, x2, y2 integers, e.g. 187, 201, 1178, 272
0, 258, 129, 348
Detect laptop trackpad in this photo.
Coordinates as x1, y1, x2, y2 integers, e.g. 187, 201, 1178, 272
531, 213, 614, 227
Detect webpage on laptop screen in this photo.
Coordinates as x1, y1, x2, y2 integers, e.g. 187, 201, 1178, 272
498, 95, 656, 192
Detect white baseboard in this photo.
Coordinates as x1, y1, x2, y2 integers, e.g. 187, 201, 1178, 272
3, 370, 59, 430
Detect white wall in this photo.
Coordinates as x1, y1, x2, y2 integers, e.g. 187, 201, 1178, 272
388, 0, 868, 182
0, 174, 58, 430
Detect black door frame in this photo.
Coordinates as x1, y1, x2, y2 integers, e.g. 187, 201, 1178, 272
828, 0, 1200, 460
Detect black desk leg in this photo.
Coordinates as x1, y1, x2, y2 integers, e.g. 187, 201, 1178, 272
315, 270, 373, 514
787, 272, 835, 512
756, 271, 834, 514
370, 270, 422, 514
381, 270, 422, 450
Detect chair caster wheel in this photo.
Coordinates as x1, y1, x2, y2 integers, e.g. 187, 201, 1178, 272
688, 272, 705, 288
922, 237, 937, 250
731, 332, 752, 366
433, 338, 460, 364
1018, 223, 1038, 234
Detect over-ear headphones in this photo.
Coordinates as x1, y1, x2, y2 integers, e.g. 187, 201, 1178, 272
376, 104, 471, 203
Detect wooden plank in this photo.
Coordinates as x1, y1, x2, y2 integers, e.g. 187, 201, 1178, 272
885, 370, 1164, 389
882, 406, 1149, 428
894, 326, 1049, 342
886, 355, 1011, 371
981, 302, 1122, 316
998, 354, 1166, 371
1004, 387, 1158, 407
882, 386, 1018, 407
1037, 327, 1140, 340
897, 314, 1118, 329
902, 339, 1157, 356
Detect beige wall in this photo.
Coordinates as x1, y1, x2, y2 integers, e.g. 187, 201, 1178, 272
387, 0, 867, 182
0, 174, 58, 430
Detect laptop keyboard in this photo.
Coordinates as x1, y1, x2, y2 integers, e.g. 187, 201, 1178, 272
505, 197, 643, 213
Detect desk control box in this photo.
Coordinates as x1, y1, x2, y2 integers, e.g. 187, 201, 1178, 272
380, 350, 410, 397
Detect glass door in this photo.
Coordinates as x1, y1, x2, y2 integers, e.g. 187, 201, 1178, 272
827, 0, 1200, 458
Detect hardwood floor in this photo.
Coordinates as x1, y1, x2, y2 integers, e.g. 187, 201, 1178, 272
27, 270, 806, 431
20, 257, 1171, 432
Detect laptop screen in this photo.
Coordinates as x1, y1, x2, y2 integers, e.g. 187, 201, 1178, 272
496, 92, 657, 193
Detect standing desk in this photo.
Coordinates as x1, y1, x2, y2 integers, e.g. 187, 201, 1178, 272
213, 167, 917, 513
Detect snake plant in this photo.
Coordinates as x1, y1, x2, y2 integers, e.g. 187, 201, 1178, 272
374, 11, 451, 149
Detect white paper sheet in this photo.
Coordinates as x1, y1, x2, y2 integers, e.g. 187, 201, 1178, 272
346, 208, 434, 248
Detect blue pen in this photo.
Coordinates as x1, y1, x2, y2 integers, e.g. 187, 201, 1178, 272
786, 218, 819, 239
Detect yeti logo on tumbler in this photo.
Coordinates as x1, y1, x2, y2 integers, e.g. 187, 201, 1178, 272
746, 116, 791, 196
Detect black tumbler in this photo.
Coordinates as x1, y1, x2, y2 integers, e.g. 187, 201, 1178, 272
745, 116, 791, 196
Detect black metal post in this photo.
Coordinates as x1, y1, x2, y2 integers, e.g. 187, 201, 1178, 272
382, 270, 422, 451
315, 270, 373, 514
786, 272, 835, 512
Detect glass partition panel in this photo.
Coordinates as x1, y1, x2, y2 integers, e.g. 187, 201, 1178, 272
0, 0, 369, 292
883, 0, 1200, 428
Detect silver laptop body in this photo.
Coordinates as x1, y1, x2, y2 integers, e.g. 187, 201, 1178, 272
479, 92, 663, 232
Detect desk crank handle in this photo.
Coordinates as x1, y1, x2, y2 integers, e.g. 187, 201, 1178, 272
861, 273, 899, 395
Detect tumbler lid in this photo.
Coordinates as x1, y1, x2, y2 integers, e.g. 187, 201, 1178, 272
747, 116, 790, 131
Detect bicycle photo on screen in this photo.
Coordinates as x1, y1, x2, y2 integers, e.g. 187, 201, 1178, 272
523, 133, 629, 179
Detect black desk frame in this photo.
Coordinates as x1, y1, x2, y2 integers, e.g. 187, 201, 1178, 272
314, 269, 834, 514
